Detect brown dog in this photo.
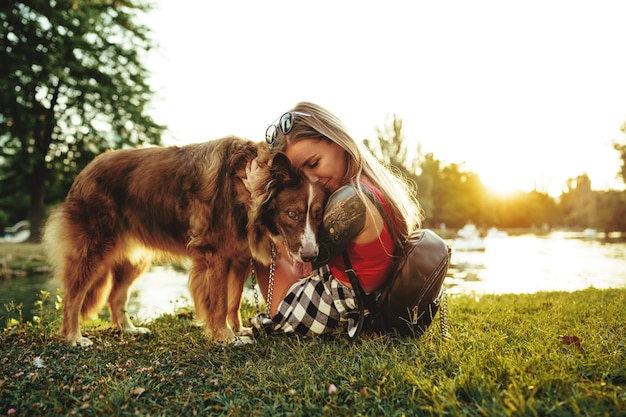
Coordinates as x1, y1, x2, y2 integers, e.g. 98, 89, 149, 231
43, 136, 327, 346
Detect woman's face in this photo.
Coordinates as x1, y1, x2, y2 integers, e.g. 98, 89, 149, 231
284, 138, 347, 193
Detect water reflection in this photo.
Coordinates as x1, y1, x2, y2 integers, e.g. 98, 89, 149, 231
446, 232, 626, 295
2, 233, 625, 323
126, 266, 191, 321
125, 267, 263, 322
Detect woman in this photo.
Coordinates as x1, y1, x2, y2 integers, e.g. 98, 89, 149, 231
246, 102, 423, 337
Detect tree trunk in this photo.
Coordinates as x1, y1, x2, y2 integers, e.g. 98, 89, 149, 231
26, 87, 59, 243
27, 179, 46, 243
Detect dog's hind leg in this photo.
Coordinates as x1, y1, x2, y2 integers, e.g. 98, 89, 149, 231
228, 260, 253, 337
189, 254, 235, 343
108, 257, 151, 335
60, 263, 112, 347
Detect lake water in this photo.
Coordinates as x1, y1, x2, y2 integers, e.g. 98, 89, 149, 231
446, 231, 626, 295
1, 232, 625, 323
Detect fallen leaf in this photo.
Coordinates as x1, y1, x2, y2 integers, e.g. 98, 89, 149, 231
559, 335, 583, 351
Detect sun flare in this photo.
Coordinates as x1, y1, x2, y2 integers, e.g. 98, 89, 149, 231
485, 184, 525, 198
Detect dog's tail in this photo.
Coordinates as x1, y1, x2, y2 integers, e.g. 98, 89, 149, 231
42, 208, 72, 288
43, 206, 112, 320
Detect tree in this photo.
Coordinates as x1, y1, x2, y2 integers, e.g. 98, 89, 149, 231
363, 115, 490, 228
614, 120, 626, 185
435, 163, 487, 229
594, 190, 626, 233
559, 174, 595, 228
363, 114, 418, 179
413, 153, 440, 226
0, 0, 165, 241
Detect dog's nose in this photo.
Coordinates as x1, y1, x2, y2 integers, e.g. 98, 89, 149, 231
300, 247, 318, 263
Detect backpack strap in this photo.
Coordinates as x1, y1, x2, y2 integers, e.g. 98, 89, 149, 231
342, 251, 367, 341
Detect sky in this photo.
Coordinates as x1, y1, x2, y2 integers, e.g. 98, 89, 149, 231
141, 0, 626, 197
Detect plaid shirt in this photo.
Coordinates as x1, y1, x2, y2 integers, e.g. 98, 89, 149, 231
270, 266, 361, 337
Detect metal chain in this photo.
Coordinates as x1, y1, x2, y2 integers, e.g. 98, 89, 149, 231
439, 286, 450, 339
266, 242, 277, 316
249, 260, 262, 316
249, 242, 277, 317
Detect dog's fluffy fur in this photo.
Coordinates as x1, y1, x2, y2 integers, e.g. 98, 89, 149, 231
43, 136, 327, 346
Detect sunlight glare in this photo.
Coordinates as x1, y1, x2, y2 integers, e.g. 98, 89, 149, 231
479, 167, 531, 197
486, 184, 524, 198
473, 154, 574, 197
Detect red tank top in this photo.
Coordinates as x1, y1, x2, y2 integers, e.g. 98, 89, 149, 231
329, 182, 395, 292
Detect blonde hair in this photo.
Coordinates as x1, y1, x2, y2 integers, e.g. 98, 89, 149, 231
268, 101, 423, 242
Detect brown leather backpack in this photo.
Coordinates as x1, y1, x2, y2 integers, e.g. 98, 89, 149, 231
344, 228, 451, 339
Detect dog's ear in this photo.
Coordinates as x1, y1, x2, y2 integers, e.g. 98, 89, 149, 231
269, 152, 296, 186
258, 152, 296, 238
253, 153, 288, 233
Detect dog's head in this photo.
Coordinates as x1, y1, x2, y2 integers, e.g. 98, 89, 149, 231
251, 152, 328, 266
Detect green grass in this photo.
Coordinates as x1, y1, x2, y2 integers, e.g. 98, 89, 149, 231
1, 288, 624, 416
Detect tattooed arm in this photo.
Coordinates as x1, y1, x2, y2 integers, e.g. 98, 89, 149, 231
314, 184, 367, 267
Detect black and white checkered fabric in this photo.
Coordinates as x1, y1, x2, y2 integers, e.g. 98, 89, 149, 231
270, 266, 361, 337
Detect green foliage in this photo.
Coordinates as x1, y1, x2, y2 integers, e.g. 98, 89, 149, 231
594, 190, 626, 232
0, 0, 165, 240
0, 288, 624, 416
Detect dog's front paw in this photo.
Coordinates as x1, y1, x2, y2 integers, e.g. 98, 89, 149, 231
125, 326, 151, 335
69, 336, 94, 347
218, 335, 255, 346
234, 326, 253, 337
233, 335, 255, 346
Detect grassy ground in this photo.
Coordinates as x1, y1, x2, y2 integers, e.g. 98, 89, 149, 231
1, 287, 624, 416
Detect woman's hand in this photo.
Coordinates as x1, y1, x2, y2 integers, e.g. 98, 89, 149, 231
244, 157, 266, 197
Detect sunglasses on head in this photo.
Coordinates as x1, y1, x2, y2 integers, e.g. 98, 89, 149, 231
265, 111, 310, 145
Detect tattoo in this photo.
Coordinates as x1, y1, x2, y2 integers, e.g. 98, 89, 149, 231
319, 185, 366, 261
